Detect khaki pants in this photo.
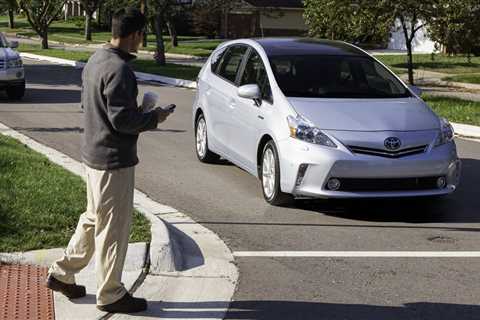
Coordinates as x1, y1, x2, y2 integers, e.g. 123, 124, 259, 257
49, 165, 135, 306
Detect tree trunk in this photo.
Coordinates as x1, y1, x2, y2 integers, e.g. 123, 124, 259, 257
406, 40, 414, 85
85, 12, 93, 41
223, 7, 229, 38
154, 14, 166, 65
8, 9, 15, 29
140, 0, 148, 47
41, 31, 49, 49
166, 20, 178, 47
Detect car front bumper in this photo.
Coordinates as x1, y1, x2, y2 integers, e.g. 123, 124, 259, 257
278, 137, 461, 199
0, 68, 25, 87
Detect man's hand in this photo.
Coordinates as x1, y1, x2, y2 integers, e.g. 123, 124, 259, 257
154, 107, 172, 124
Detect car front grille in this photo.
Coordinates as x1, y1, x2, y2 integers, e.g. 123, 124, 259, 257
0, 59, 5, 69
330, 176, 444, 192
347, 145, 428, 158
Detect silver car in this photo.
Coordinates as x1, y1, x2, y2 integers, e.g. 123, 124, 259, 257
192, 38, 461, 205
0, 32, 25, 100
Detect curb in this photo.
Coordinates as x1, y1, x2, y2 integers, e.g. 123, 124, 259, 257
0, 121, 239, 319
8, 32, 203, 61
0, 121, 174, 275
19, 52, 198, 89
452, 122, 480, 140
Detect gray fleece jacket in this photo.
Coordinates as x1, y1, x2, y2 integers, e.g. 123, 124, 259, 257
81, 45, 158, 170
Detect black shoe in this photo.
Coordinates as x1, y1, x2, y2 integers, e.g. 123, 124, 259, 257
46, 274, 86, 299
97, 292, 147, 313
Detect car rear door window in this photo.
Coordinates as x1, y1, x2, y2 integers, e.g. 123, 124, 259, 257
217, 45, 248, 84
240, 50, 273, 103
211, 46, 228, 74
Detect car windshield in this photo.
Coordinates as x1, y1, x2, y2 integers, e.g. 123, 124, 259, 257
269, 55, 411, 99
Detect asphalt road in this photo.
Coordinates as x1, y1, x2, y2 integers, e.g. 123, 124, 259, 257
1, 60, 480, 319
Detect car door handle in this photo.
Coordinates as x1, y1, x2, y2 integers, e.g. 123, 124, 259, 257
228, 99, 236, 109
258, 115, 264, 120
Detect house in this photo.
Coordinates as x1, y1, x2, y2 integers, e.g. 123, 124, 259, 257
222, 1, 436, 53
63, 0, 85, 20
388, 19, 436, 53
222, 0, 308, 38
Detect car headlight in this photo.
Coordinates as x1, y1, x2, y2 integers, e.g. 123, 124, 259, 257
435, 118, 454, 147
287, 115, 337, 148
7, 58, 23, 68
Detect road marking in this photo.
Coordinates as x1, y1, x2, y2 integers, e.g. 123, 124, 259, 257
233, 251, 480, 257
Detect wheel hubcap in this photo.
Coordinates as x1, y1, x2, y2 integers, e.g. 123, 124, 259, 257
196, 118, 207, 158
262, 148, 276, 199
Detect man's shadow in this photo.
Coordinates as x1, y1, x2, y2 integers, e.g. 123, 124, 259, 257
121, 300, 480, 320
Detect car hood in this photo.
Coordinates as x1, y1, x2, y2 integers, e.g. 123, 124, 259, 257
0, 47, 20, 60
287, 97, 440, 131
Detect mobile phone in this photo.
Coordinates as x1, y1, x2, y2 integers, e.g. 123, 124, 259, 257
164, 104, 176, 113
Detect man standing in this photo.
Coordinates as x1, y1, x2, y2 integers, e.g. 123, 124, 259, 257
46, 8, 171, 313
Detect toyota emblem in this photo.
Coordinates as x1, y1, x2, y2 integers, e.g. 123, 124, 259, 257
384, 137, 402, 151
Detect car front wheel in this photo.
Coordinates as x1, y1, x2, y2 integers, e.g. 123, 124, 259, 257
261, 141, 293, 206
6, 81, 25, 100
195, 113, 220, 163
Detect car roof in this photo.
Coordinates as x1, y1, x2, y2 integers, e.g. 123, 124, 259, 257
252, 38, 367, 57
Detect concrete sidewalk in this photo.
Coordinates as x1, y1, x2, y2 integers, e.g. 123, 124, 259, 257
0, 243, 148, 319
422, 86, 480, 102
6, 34, 207, 67
399, 69, 480, 92
0, 121, 239, 319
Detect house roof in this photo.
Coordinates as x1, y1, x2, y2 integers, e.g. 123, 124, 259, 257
243, 0, 304, 8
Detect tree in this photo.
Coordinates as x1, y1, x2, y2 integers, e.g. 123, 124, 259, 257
428, 0, 480, 60
0, 0, 18, 28
147, 0, 187, 64
304, 0, 438, 85
381, 0, 438, 85
17, 0, 66, 49
191, 1, 222, 38
147, 0, 172, 65
191, 0, 239, 38
79, 0, 103, 41
304, 0, 392, 47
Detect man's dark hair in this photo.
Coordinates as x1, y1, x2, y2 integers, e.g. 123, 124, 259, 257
111, 8, 146, 38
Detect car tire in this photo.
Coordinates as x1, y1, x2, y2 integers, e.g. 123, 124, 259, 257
6, 81, 25, 100
261, 140, 293, 206
195, 113, 220, 163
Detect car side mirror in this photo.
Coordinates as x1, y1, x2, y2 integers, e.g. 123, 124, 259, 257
238, 84, 261, 106
408, 85, 422, 96
9, 41, 19, 49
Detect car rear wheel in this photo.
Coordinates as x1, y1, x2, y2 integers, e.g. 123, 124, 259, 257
195, 113, 220, 163
6, 81, 25, 100
261, 141, 293, 206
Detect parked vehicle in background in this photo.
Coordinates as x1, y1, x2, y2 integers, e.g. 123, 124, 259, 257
0, 32, 25, 100
193, 38, 461, 205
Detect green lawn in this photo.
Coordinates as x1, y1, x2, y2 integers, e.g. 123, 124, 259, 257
19, 44, 201, 80
442, 74, 480, 85
422, 95, 480, 126
1, 15, 220, 57
375, 54, 480, 75
133, 59, 201, 80
0, 134, 150, 253
145, 40, 223, 57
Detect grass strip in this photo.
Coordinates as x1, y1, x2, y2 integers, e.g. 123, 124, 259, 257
422, 94, 480, 126
442, 74, 480, 85
375, 54, 480, 75
18, 44, 201, 81
0, 134, 150, 253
